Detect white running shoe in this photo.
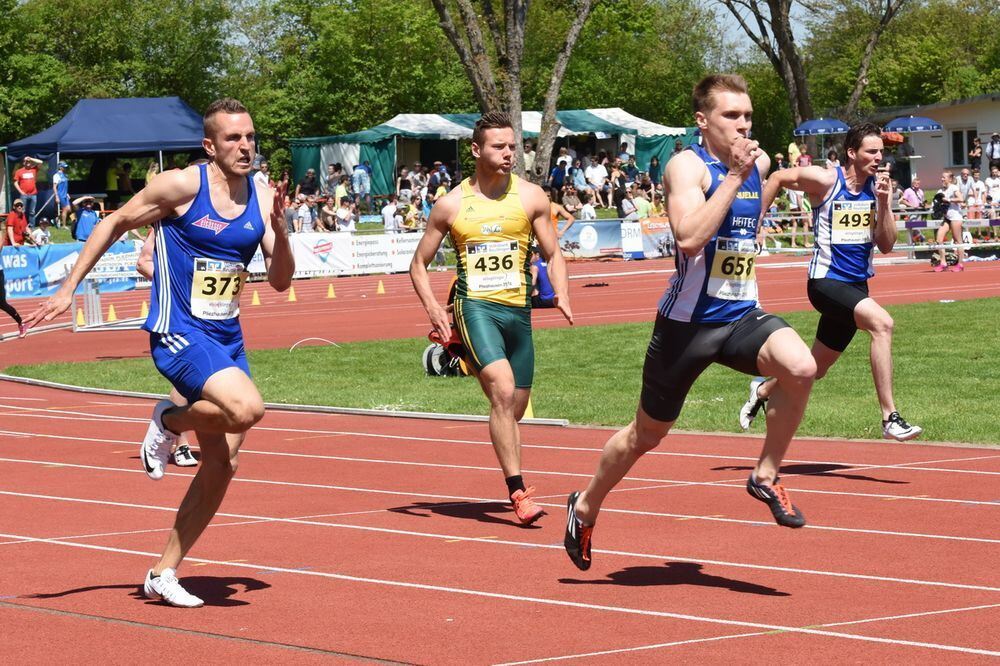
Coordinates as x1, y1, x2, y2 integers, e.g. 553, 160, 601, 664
739, 377, 768, 431
140, 400, 178, 480
143, 568, 204, 608
882, 412, 923, 441
172, 443, 198, 467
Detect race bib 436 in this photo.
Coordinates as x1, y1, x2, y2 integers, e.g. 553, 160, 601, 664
466, 241, 519, 293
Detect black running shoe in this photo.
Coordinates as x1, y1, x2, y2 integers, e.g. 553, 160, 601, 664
746, 474, 806, 528
564, 491, 594, 571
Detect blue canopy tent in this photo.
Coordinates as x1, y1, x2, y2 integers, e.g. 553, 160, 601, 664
794, 118, 850, 136
5, 97, 204, 217
5, 96, 204, 164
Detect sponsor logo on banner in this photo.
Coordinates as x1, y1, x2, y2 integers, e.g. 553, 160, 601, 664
192, 215, 230, 235
312, 239, 334, 262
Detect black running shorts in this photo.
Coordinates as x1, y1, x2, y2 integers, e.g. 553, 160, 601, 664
640, 308, 790, 422
807, 278, 870, 353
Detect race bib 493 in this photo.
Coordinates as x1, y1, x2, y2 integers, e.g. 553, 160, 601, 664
831, 200, 874, 245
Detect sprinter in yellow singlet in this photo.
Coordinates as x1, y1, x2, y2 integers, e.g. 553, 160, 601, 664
410, 111, 573, 525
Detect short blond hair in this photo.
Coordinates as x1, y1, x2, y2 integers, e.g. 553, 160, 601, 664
692, 74, 748, 113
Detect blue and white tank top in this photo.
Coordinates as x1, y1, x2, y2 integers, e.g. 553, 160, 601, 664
658, 144, 761, 323
808, 167, 876, 282
144, 164, 266, 337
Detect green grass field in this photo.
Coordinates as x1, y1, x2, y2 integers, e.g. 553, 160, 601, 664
6, 298, 997, 444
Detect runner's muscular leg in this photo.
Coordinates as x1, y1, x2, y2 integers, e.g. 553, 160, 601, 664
573, 406, 673, 525
853, 297, 897, 419
476, 359, 522, 477
162, 367, 264, 435
754, 327, 816, 484
153, 430, 243, 573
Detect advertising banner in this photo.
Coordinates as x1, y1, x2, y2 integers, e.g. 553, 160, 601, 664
2, 240, 142, 299
557, 219, 623, 259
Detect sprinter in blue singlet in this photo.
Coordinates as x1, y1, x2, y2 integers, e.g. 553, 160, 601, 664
25, 98, 295, 607
564, 75, 818, 572
742, 122, 922, 443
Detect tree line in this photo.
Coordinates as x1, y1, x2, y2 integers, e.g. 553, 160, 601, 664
2, 0, 997, 169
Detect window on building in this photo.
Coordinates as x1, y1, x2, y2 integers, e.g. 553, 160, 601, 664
950, 128, 978, 166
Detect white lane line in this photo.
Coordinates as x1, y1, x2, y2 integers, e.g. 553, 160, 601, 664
3, 403, 999, 476
2, 489, 998, 593
1, 455, 999, 544
1, 531, 998, 658
0, 396, 47, 402
497, 602, 1000, 665
1, 428, 997, 508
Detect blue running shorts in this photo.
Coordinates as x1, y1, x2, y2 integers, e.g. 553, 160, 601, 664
149, 330, 251, 403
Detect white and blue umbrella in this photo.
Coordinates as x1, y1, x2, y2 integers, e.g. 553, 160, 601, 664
885, 115, 942, 133
793, 118, 850, 136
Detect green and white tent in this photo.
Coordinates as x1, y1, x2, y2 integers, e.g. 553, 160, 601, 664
290, 108, 693, 195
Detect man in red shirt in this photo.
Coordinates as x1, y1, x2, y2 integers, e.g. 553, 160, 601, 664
4, 200, 34, 247
13, 156, 43, 223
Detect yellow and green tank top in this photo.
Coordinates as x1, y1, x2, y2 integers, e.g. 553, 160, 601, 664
450, 177, 534, 307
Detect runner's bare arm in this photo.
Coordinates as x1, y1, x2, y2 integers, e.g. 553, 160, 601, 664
259, 184, 294, 292
410, 190, 458, 340
873, 170, 897, 254
667, 139, 763, 255
136, 228, 155, 280
528, 183, 573, 325
22, 168, 199, 327
761, 165, 835, 214
555, 203, 575, 237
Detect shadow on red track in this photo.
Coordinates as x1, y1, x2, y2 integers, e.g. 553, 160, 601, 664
712, 462, 910, 484
23, 576, 270, 607
559, 561, 789, 596
388, 500, 543, 529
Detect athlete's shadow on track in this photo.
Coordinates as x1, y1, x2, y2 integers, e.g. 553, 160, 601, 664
560, 562, 789, 596
24, 576, 270, 607
712, 463, 909, 484
387, 500, 542, 529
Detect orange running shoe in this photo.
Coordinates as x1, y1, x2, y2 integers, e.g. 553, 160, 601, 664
511, 486, 545, 525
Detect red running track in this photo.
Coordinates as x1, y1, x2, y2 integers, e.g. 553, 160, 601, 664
2, 257, 999, 368
1, 382, 998, 662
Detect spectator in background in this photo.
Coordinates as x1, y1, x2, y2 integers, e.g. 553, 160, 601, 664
282, 195, 296, 234
324, 163, 341, 195
30, 218, 52, 246
562, 185, 582, 215
617, 142, 630, 162
935, 171, 966, 272
624, 155, 640, 184
648, 155, 662, 189
351, 164, 371, 210
571, 158, 587, 192
145, 160, 160, 185
294, 194, 314, 233
72, 196, 100, 242
825, 148, 840, 170
318, 196, 337, 231
670, 139, 684, 158
787, 138, 801, 166
254, 161, 273, 191
796, 144, 812, 167
772, 152, 788, 171
397, 167, 413, 201
633, 184, 651, 219
13, 156, 42, 223
609, 161, 627, 216
0, 242, 26, 336
899, 176, 925, 213
5, 200, 33, 247
105, 159, 123, 208
896, 137, 915, 189
336, 198, 356, 231
548, 158, 568, 203
296, 168, 319, 199
334, 175, 350, 208
530, 249, 556, 309
985, 132, 1000, 170
985, 166, 1000, 211
119, 162, 136, 201
523, 141, 536, 176
578, 191, 597, 220
53, 161, 71, 229
620, 185, 639, 220
968, 136, 983, 172
381, 193, 399, 234
650, 192, 665, 216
